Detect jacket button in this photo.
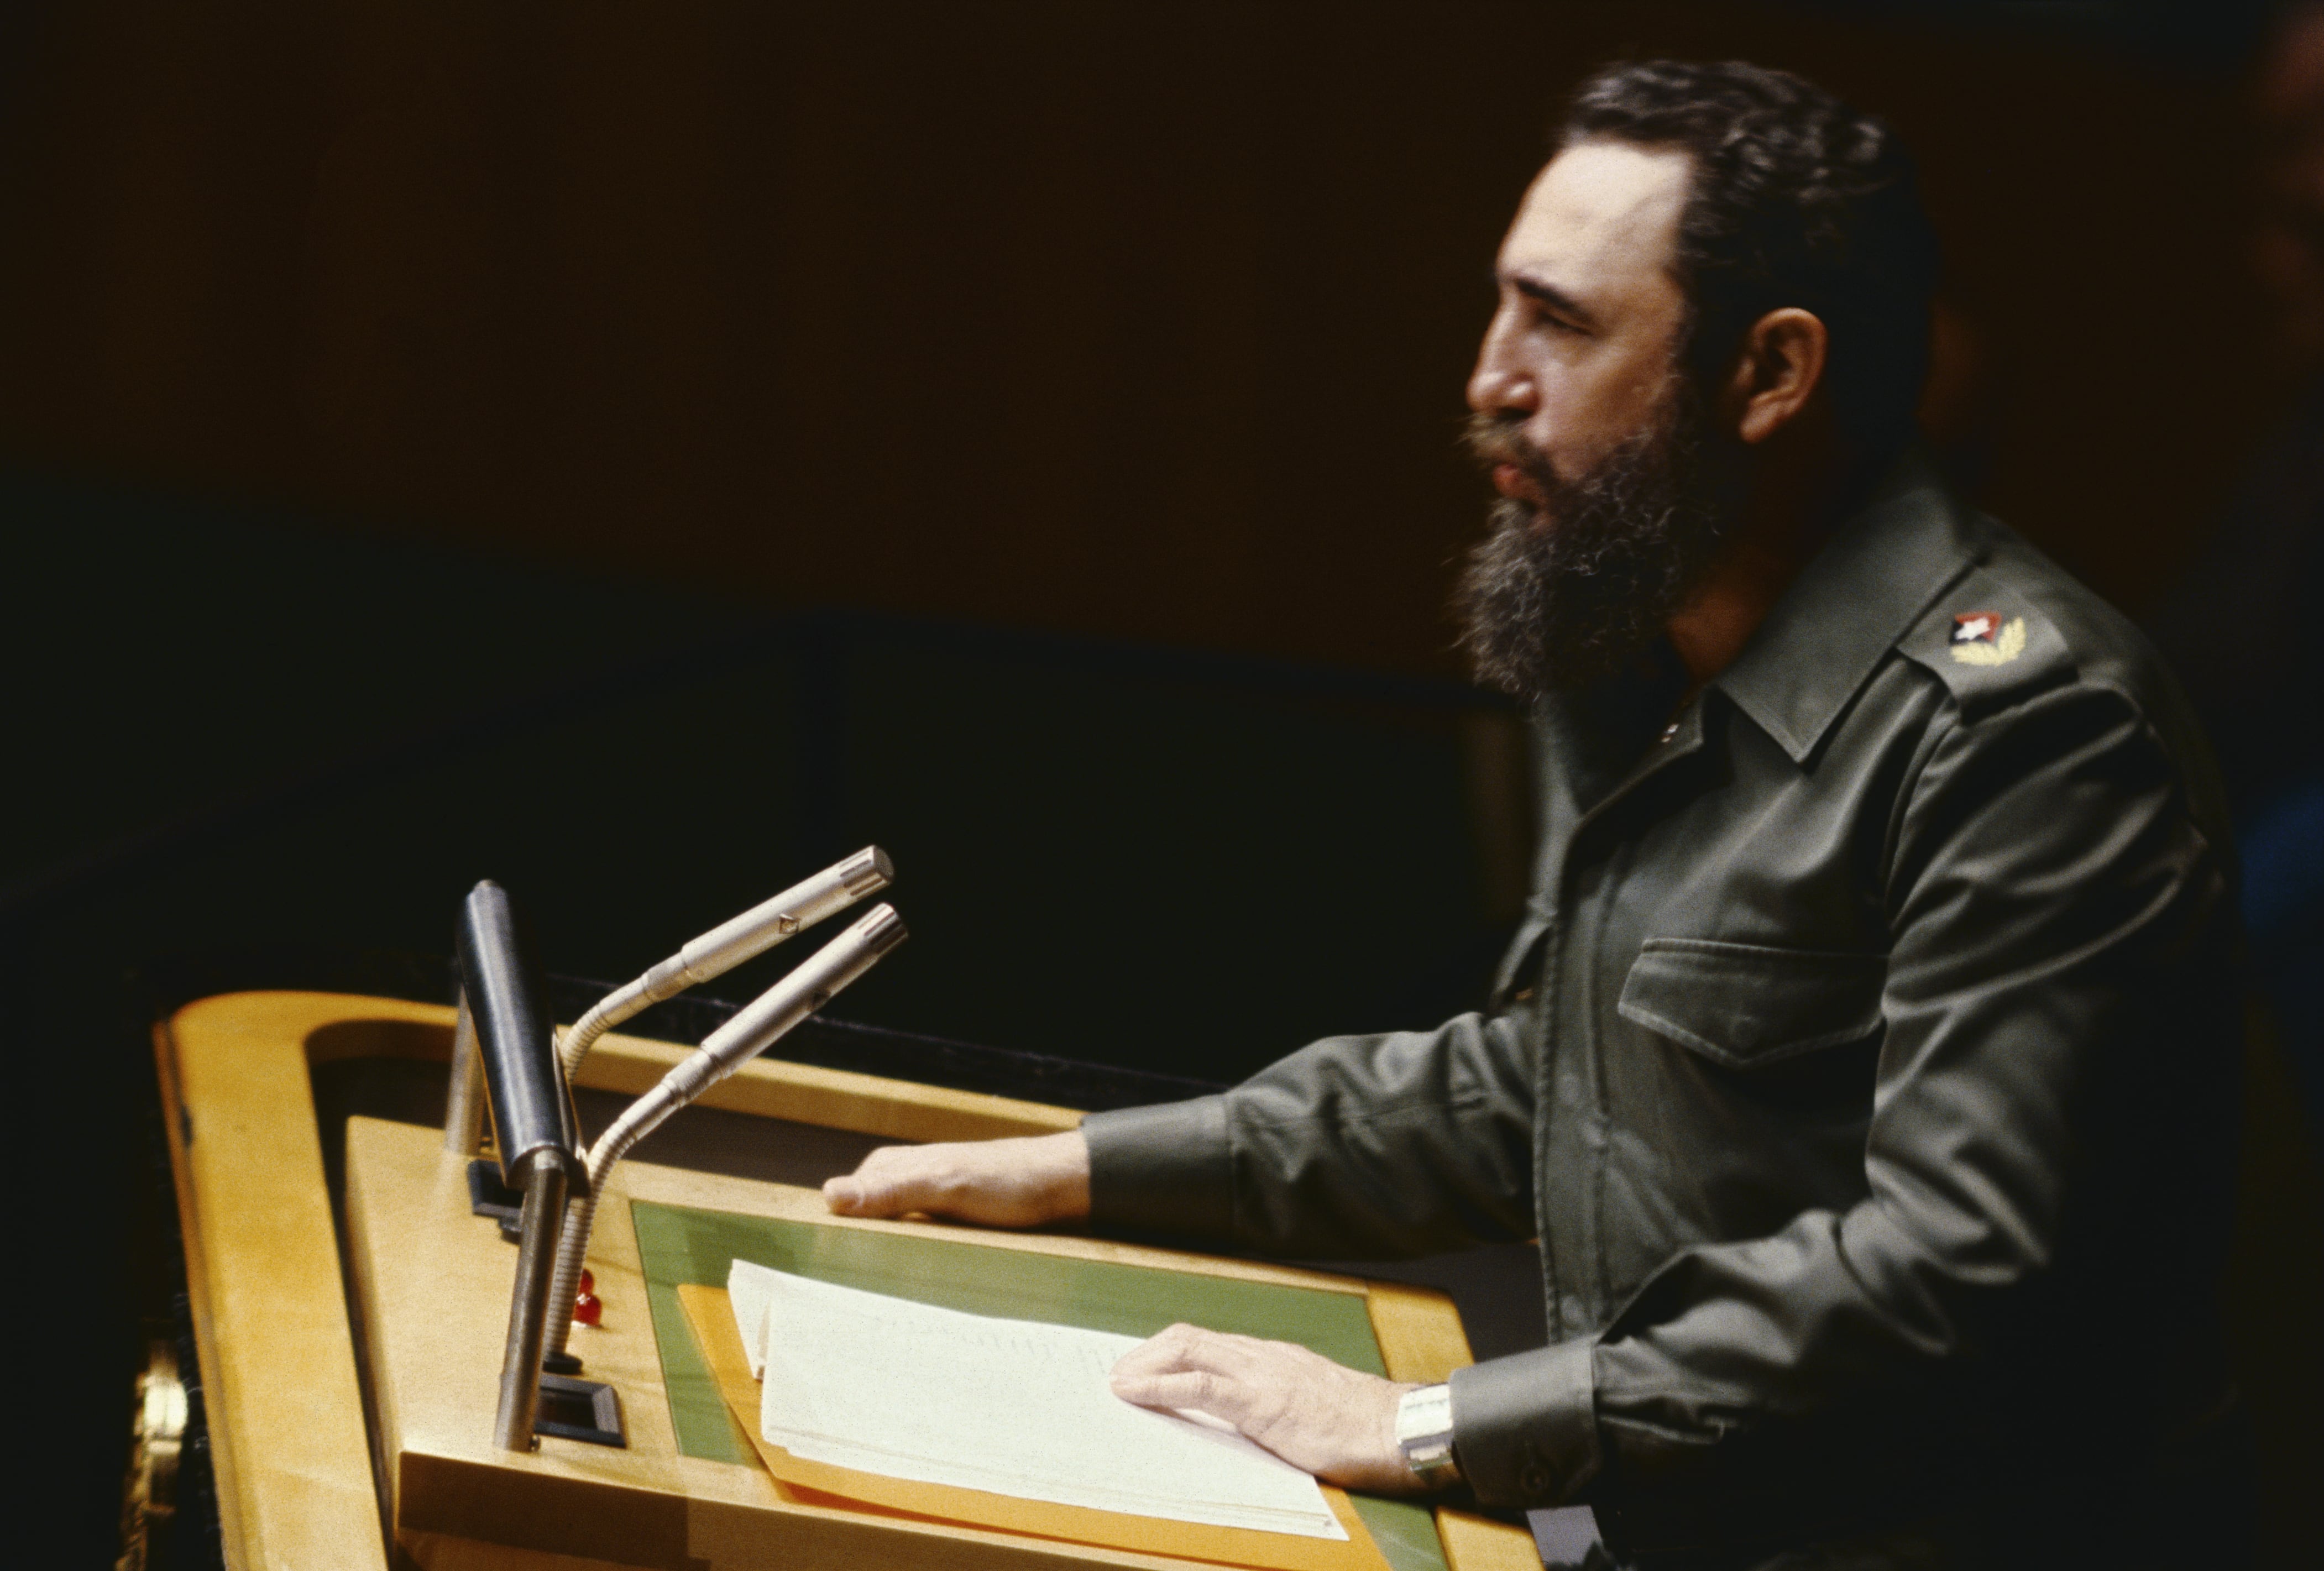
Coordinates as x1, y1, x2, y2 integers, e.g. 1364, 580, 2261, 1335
1521, 1464, 1551, 1496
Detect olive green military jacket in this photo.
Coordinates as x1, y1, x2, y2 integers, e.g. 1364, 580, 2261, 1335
1082, 458, 2243, 1563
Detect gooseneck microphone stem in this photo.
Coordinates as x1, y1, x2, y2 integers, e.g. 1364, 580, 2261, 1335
540, 903, 907, 1363
556, 846, 893, 1081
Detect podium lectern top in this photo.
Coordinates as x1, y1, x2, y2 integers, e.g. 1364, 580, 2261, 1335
157, 991, 1540, 1571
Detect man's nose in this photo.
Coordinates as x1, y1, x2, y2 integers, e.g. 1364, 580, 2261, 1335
1466, 315, 1535, 417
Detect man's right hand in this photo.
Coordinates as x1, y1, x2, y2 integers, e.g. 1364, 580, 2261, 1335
821, 1130, 1091, 1228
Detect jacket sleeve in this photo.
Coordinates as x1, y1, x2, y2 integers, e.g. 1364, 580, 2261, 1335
1447, 678, 2239, 1539
1082, 1001, 1541, 1259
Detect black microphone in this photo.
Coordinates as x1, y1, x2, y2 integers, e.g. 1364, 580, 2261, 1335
456, 880, 585, 1452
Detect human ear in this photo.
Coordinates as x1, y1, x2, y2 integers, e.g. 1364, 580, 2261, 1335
1724, 308, 1829, 444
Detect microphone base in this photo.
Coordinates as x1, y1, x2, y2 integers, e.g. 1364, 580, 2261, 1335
533, 1374, 624, 1449
467, 1159, 524, 1245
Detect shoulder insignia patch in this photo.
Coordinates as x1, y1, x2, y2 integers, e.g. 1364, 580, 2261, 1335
1902, 568, 2063, 703
1949, 611, 2025, 667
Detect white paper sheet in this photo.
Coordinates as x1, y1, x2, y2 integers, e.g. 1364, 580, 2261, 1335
727, 1257, 776, 1379
724, 1258, 1345, 1539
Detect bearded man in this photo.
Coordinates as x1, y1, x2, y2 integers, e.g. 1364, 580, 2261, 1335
824, 60, 2249, 1569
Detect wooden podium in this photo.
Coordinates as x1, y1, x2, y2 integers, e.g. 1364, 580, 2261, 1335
156, 992, 1537, 1571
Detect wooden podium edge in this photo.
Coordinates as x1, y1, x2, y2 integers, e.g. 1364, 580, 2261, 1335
158, 990, 1538, 1571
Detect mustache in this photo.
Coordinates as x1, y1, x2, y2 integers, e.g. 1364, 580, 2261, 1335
1461, 412, 1560, 489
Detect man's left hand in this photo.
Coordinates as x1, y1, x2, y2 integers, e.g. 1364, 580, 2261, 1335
1107, 1323, 1429, 1495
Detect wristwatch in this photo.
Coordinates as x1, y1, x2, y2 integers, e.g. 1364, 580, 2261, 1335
1393, 1383, 1463, 1488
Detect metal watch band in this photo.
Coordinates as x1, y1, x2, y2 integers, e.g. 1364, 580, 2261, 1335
1393, 1383, 1463, 1486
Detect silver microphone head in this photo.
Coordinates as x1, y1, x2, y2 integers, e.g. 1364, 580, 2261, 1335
843, 846, 896, 898
692, 902, 908, 1080
647, 846, 894, 999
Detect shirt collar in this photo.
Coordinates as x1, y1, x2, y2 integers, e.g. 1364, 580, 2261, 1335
1708, 448, 1985, 764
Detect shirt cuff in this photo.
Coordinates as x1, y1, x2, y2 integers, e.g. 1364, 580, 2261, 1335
1447, 1339, 1600, 1509
1080, 1096, 1236, 1240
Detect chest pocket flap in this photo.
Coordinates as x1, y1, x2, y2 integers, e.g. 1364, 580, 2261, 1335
1618, 938, 1885, 1069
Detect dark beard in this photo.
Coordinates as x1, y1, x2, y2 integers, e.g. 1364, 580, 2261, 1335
1453, 390, 1737, 700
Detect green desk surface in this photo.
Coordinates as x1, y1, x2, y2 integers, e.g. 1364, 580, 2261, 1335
632, 1200, 1450, 1571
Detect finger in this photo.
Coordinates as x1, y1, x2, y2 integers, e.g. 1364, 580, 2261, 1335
1114, 1322, 1199, 1361
1138, 1324, 1281, 1378
1109, 1366, 1251, 1424
1110, 1341, 1287, 1431
824, 1152, 937, 1217
1110, 1324, 1234, 1381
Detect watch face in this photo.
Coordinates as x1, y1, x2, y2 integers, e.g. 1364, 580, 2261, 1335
1402, 1439, 1461, 1485
1395, 1385, 1459, 1480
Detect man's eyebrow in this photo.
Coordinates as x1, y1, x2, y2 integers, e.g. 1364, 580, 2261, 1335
1500, 270, 1597, 328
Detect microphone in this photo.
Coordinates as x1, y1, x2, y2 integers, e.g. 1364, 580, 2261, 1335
556, 846, 892, 1080
453, 881, 588, 1452
457, 882, 582, 1189
540, 903, 907, 1363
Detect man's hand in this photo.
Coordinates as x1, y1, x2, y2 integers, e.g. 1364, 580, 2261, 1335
821, 1131, 1091, 1228
1108, 1323, 1428, 1495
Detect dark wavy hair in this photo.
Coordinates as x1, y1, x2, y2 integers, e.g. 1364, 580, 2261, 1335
1559, 60, 1939, 451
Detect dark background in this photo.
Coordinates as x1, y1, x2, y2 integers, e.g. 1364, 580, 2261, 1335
3, 1, 2317, 1564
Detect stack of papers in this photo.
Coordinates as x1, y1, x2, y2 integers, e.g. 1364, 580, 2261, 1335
726, 1259, 1347, 1540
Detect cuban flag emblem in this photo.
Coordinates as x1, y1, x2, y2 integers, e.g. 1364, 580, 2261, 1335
1949, 610, 2026, 666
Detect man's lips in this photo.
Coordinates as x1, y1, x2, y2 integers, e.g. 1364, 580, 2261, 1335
1491, 462, 1543, 504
